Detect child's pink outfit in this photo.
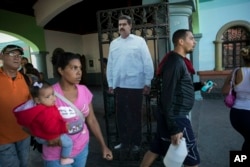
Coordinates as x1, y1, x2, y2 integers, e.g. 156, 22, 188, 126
42, 83, 92, 161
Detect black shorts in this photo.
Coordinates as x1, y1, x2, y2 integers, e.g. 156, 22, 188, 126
150, 112, 200, 166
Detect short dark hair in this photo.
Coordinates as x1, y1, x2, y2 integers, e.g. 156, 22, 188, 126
25, 62, 34, 69
172, 29, 192, 46
30, 81, 51, 98
21, 57, 29, 62
25, 63, 40, 79
118, 15, 132, 25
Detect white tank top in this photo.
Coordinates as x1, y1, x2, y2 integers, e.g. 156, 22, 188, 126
233, 67, 250, 110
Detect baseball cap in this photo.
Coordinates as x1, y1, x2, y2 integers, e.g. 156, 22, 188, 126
1, 45, 24, 55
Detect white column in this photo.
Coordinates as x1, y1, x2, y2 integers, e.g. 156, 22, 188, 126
169, 5, 193, 49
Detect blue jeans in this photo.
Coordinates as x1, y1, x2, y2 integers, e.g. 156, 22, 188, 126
36, 134, 73, 158
0, 137, 31, 167
44, 143, 89, 167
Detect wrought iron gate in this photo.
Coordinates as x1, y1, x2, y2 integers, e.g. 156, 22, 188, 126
96, 2, 170, 161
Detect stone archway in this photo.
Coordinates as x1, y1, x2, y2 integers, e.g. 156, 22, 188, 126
214, 20, 250, 71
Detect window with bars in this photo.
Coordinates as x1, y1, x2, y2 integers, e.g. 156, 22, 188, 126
222, 26, 250, 69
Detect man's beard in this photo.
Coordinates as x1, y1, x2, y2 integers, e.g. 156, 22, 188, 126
186, 50, 193, 54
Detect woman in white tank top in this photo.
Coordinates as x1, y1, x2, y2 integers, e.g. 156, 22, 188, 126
222, 45, 250, 155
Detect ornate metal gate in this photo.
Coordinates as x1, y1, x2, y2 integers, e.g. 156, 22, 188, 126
96, 2, 170, 161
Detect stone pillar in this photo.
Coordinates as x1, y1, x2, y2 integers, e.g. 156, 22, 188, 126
31, 51, 49, 79
193, 33, 203, 100
214, 40, 224, 71
169, 5, 193, 49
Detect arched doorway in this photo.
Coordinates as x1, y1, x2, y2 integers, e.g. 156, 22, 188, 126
214, 20, 250, 70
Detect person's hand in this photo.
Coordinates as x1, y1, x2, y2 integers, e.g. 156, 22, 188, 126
143, 85, 151, 95
66, 123, 70, 131
102, 146, 113, 160
207, 83, 216, 93
170, 132, 183, 145
203, 81, 217, 93
47, 136, 61, 147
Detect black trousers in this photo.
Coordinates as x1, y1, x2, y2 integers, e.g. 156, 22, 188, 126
115, 88, 143, 146
230, 108, 250, 154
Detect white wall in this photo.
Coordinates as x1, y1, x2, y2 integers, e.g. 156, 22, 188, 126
45, 31, 108, 78
198, 0, 250, 71
82, 33, 102, 73
44, 30, 83, 78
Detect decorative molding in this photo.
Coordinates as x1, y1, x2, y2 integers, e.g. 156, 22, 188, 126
215, 20, 250, 40
33, 0, 83, 26
214, 20, 250, 71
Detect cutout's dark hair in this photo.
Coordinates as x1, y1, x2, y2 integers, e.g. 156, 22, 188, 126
118, 15, 132, 25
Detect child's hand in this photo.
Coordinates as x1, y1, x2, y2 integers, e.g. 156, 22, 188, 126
66, 123, 70, 130
47, 136, 61, 146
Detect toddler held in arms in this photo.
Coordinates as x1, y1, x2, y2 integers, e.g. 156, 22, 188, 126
13, 81, 74, 165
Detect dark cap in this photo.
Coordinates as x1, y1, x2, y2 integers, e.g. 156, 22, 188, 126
1, 44, 24, 55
